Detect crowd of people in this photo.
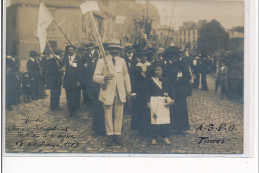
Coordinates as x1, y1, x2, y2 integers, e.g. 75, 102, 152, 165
6, 41, 221, 146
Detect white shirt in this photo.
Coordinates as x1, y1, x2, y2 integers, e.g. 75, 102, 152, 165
69, 55, 76, 66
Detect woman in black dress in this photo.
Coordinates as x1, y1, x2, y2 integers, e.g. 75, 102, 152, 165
131, 50, 151, 134
164, 46, 192, 133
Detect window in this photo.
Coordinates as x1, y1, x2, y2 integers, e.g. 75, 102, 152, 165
180, 38, 182, 43
193, 30, 196, 35
180, 31, 182, 35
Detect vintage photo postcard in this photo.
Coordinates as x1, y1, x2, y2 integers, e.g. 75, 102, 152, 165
3, 0, 252, 156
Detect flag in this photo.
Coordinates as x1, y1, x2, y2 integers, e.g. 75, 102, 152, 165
37, 2, 53, 53
116, 16, 126, 24
80, 1, 99, 15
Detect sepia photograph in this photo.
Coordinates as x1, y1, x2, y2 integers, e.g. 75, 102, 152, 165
3, 0, 246, 155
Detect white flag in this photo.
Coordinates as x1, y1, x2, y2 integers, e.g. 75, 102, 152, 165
116, 16, 126, 24
80, 1, 99, 15
37, 2, 53, 53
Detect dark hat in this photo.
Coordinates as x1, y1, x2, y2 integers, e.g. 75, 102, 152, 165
43, 48, 52, 55
137, 49, 148, 56
78, 46, 87, 51
30, 51, 39, 57
85, 42, 95, 48
65, 45, 76, 50
164, 46, 182, 59
103, 43, 109, 50
53, 49, 63, 55
147, 47, 156, 54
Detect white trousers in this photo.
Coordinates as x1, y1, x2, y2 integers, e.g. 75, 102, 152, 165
103, 90, 124, 135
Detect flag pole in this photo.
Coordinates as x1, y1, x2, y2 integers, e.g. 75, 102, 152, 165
164, 1, 175, 50
37, 0, 72, 46
88, 11, 109, 73
46, 38, 54, 54
52, 19, 72, 45
71, 20, 81, 46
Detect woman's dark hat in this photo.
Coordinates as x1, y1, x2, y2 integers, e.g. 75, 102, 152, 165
147, 47, 156, 54
137, 49, 148, 56
164, 46, 182, 59
30, 51, 39, 57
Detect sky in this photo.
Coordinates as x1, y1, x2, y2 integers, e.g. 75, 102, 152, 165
136, 0, 244, 30
6, 0, 244, 30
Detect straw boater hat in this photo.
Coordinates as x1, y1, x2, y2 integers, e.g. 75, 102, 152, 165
106, 44, 123, 50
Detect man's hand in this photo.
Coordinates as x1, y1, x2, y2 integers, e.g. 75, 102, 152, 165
127, 92, 132, 98
83, 63, 88, 68
147, 102, 150, 108
104, 74, 114, 82
76, 82, 80, 87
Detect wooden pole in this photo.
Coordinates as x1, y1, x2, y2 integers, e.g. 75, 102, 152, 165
52, 19, 72, 45
46, 38, 54, 54
164, 1, 175, 50
71, 20, 81, 46
89, 11, 109, 73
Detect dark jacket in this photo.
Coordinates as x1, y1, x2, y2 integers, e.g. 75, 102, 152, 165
63, 54, 82, 89
167, 60, 192, 97
26, 58, 42, 82
48, 56, 63, 89
146, 77, 174, 103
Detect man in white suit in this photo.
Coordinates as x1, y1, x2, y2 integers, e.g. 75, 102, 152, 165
93, 44, 131, 146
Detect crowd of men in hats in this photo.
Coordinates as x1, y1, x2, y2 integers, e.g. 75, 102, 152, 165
6, 39, 218, 146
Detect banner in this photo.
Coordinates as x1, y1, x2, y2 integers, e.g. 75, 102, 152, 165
37, 2, 53, 53
80, 1, 99, 15
116, 16, 126, 24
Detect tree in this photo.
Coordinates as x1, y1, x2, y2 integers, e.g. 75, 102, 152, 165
197, 19, 229, 56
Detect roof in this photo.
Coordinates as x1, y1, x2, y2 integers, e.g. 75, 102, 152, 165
179, 20, 207, 30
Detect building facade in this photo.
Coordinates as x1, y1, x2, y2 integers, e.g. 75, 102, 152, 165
157, 26, 175, 49
177, 20, 207, 50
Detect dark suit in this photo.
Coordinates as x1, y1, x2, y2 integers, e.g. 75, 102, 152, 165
27, 58, 42, 99
63, 54, 82, 115
48, 56, 63, 110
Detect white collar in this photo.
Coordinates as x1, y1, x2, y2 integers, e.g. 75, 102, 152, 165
136, 61, 151, 67
30, 58, 35, 62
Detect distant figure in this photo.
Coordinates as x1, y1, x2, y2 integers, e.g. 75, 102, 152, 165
27, 51, 42, 100
63, 45, 82, 117
200, 57, 209, 91
21, 72, 32, 103
48, 52, 63, 111
215, 61, 228, 99
191, 56, 200, 89
6, 55, 18, 110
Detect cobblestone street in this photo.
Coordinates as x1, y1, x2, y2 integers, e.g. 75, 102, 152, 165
5, 75, 243, 154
